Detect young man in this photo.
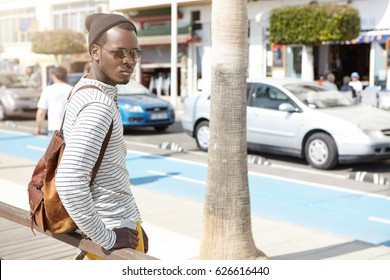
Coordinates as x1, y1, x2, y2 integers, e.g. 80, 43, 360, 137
35, 66, 72, 136
55, 13, 148, 256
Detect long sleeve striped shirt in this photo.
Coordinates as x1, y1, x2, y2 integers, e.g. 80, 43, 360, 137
56, 77, 141, 250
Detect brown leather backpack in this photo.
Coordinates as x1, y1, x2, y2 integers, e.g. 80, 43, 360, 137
28, 85, 113, 234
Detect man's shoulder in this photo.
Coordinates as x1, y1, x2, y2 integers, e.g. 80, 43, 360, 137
70, 81, 115, 106
73, 80, 107, 94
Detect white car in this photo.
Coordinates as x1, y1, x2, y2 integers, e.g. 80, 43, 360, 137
0, 72, 41, 120
182, 78, 390, 169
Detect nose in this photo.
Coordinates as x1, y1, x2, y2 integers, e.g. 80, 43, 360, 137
123, 54, 136, 64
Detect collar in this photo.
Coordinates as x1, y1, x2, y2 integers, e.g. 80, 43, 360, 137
80, 77, 117, 100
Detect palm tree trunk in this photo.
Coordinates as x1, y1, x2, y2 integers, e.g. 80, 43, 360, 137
199, 0, 267, 260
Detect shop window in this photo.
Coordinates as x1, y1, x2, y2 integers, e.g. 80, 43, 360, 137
196, 46, 203, 91
0, 8, 35, 43
286, 46, 302, 79
191, 11, 202, 31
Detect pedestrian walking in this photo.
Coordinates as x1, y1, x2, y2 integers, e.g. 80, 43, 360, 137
55, 13, 148, 259
34, 66, 72, 136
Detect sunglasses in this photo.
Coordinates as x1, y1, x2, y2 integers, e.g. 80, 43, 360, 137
99, 45, 143, 62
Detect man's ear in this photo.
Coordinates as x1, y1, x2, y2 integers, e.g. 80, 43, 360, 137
91, 44, 100, 61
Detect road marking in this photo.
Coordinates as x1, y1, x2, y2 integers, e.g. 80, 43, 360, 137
148, 170, 206, 185
126, 149, 390, 201
251, 170, 390, 200
125, 141, 157, 149
271, 162, 346, 179
4, 131, 390, 245
20, 136, 390, 202
0, 128, 32, 136
27, 145, 45, 152
368, 216, 390, 225
12, 125, 35, 131
126, 138, 346, 180
126, 140, 205, 156
21, 145, 390, 201
7, 127, 382, 182
127, 149, 207, 167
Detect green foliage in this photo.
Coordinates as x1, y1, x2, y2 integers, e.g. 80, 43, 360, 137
31, 30, 86, 55
269, 4, 360, 44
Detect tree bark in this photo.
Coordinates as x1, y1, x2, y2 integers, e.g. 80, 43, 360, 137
199, 0, 267, 260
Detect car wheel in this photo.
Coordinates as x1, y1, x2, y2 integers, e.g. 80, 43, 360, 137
0, 103, 6, 121
304, 132, 338, 170
195, 120, 209, 151
154, 126, 169, 132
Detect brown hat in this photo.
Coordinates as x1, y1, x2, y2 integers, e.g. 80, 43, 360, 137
85, 13, 137, 54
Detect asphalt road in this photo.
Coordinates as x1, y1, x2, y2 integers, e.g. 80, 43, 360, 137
1, 116, 390, 193
0, 127, 389, 246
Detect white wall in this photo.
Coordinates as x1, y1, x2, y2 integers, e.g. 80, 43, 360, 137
110, 0, 390, 92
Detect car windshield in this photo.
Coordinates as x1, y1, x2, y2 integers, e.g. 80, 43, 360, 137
116, 80, 150, 95
284, 83, 353, 108
0, 74, 32, 88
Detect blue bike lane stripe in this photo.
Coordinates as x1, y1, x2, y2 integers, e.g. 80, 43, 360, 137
247, 176, 390, 246
125, 150, 390, 246
1, 130, 389, 246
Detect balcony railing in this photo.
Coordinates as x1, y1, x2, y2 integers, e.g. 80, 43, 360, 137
138, 24, 195, 37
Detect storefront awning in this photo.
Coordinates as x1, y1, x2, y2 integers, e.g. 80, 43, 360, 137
323, 30, 390, 45
349, 30, 390, 44
138, 34, 200, 46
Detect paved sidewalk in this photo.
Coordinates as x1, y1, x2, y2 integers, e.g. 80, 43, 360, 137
0, 153, 389, 260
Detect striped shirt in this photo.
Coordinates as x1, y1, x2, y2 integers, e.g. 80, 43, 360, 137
56, 77, 141, 250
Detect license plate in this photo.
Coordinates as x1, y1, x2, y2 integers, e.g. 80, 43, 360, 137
151, 112, 168, 120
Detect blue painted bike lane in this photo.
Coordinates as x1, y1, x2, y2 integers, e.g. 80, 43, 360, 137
1, 130, 389, 246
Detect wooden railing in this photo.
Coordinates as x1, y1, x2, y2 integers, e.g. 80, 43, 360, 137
0, 201, 158, 260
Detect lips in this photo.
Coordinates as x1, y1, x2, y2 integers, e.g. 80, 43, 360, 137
120, 68, 133, 77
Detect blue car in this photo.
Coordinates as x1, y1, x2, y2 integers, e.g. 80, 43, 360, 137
116, 80, 175, 131
67, 74, 175, 131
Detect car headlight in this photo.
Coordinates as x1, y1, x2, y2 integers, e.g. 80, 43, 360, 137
123, 104, 143, 112
363, 129, 384, 139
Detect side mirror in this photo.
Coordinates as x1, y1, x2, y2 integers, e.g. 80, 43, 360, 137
278, 102, 297, 112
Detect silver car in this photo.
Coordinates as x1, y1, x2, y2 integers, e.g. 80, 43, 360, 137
0, 72, 41, 120
182, 78, 390, 169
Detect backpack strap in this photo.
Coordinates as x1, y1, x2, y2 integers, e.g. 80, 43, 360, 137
60, 85, 103, 131
60, 84, 114, 186
89, 120, 113, 186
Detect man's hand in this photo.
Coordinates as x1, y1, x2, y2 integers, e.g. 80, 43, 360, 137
112, 227, 139, 249
34, 126, 41, 135
35, 108, 46, 135
141, 226, 149, 253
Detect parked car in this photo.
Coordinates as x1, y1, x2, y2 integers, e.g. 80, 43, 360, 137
67, 75, 175, 131
182, 78, 390, 169
0, 72, 41, 120
67, 72, 84, 87
116, 79, 175, 131
362, 85, 390, 110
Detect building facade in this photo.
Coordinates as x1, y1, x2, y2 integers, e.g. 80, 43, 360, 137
1, 0, 390, 107
0, 0, 104, 84
111, 0, 390, 100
